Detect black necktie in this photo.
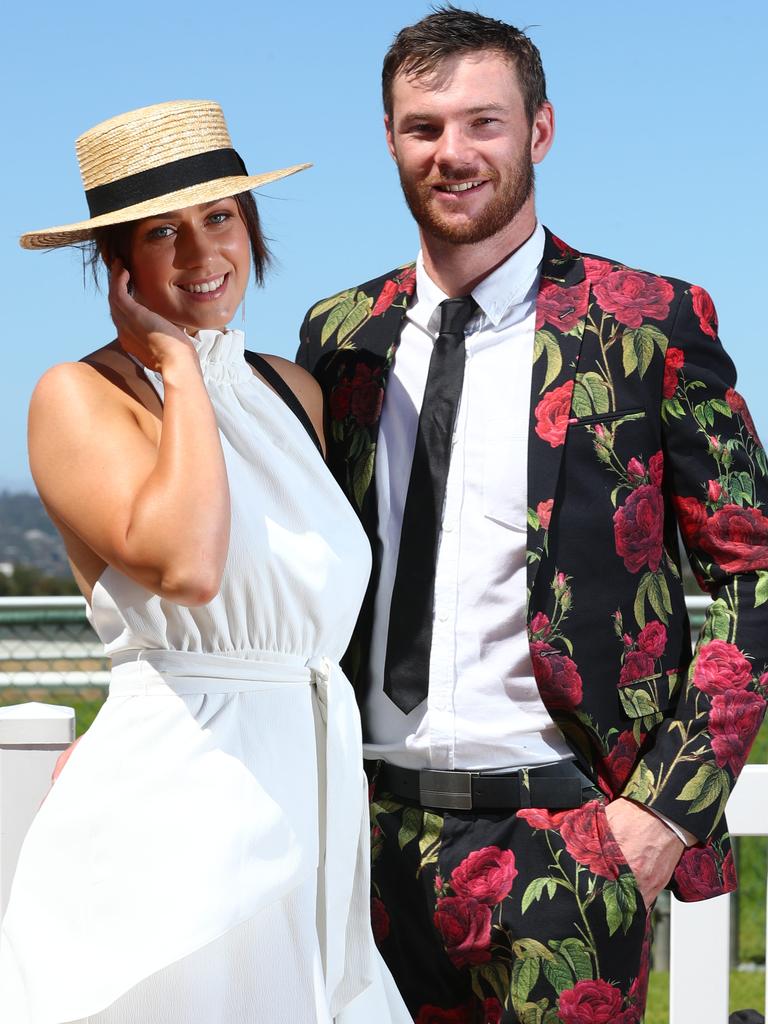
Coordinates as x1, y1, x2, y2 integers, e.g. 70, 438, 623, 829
384, 295, 478, 714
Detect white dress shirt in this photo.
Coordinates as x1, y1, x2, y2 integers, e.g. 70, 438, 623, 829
362, 223, 573, 771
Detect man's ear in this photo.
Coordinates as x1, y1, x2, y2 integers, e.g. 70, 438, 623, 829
384, 114, 397, 162
531, 102, 555, 166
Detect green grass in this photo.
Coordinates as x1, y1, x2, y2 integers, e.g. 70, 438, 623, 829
646, 970, 765, 1023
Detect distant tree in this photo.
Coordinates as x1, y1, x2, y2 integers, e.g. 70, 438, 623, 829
0, 564, 80, 597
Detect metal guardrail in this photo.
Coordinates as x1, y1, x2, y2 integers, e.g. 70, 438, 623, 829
0, 596, 109, 687
0, 594, 714, 689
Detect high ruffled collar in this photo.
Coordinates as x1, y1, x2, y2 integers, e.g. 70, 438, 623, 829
185, 328, 252, 383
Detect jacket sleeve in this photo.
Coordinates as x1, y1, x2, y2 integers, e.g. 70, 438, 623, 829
295, 308, 313, 372
624, 285, 768, 840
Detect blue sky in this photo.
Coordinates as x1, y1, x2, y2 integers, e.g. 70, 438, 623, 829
2, 0, 766, 489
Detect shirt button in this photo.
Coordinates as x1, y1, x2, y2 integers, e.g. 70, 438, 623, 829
443, 520, 454, 533
437, 610, 449, 622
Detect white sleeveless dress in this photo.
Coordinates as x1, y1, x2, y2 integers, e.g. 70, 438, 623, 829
0, 330, 410, 1024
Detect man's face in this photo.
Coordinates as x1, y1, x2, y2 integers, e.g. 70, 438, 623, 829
385, 50, 553, 246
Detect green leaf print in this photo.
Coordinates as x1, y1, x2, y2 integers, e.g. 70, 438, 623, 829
320, 294, 357, 347
418, 811, 442, 872
522, 877, 557, 914
677, 763, 730, 816
756, 570, 768, 608
512, 938, 555, 962
572, 372, 610, 418
542, 953, 573, 995
558, 937, 593, 981
622, 325, 666, 378
512, 956, 541, 1004
309, 288, 356, 320
700, 598, 735, 643
624, 762, 655, 803
337, 294, 373, 345
351, 442, 375, 511
533, 330, 563, 393
479, 962, 510, 1007
602, 874, 637, 936
397, 806, 421, 850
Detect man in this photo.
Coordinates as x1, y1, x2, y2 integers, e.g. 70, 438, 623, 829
297, 8, 768, 1022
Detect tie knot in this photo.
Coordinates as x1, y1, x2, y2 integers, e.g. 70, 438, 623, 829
438, 295, 477, 338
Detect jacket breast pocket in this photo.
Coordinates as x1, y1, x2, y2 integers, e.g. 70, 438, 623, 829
572, 408, 647, 428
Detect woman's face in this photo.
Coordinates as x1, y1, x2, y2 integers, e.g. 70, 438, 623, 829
126, 197, 251, 333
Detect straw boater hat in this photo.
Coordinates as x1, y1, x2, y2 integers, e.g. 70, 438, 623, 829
20, 100, 311, 250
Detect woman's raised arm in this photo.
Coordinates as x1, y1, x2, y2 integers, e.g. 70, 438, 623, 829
29, 264, 230, 606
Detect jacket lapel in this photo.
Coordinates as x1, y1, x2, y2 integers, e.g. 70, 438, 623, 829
526, 230, 589, 600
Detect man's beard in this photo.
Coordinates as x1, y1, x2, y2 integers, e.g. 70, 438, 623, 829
397, 149, 534, 246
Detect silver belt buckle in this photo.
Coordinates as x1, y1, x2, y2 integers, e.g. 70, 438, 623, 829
419, 769, 473, 810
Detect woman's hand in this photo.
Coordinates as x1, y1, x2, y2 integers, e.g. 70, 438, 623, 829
108, 261, 194, 372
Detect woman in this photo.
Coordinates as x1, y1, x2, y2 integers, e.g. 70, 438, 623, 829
0, 100, 410, 1024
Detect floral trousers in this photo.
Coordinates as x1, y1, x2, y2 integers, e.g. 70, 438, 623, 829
369, 780, 653, 1024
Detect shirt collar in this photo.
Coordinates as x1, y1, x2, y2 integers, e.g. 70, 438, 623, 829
410, 221, 546, 335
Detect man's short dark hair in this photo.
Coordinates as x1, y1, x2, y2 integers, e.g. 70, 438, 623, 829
382, 5, 547, 126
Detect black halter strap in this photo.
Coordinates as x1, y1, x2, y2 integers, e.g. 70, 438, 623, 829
244, 350, 323, 456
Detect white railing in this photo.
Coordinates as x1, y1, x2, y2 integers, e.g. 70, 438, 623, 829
0, 703, 75, 919
669, 763, 768, 1022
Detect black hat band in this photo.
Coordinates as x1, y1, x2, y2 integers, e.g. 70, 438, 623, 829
84, 148, 248, 218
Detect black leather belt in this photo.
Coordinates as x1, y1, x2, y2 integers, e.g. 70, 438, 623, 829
370, 759, 594, 812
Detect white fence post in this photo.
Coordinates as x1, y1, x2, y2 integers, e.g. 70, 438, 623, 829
669, 764, 768, 1022
0, 703, 75, 922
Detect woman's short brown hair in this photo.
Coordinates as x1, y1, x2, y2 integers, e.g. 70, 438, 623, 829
84, 191, 270, 287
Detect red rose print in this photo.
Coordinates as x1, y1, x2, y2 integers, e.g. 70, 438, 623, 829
516, 806, 571, 831
537, 498, 554, 530
619, 650, 656, 686
663, 346, 685, 399
550, 233, 578, 257
690, 285, 718, 339
415, 1003, 475, 1024
709, 689, 765, 773
484, 998, 503, 1024
450, 846, 518, 906
372, 279, 399, 316
536, 279, 589, 332
535, 381, 575, 448
433, 896, 492, 969
725, 388, 761, 444
707, 479, 723, 503
613, 484, 664, 573
396, 266, 417, 295
673, 495, 707, 545
700, 504, 768, 573
598, 730, 641, 794
329, 382, 352, 421
530, 611, 551, 639
371, 896, 390, 944
557, 978, 625, 1024
693, 639, 752, 696
627, 457, 646, 484
722, 849, 737, 891
593, 269, 674, 328
531, 641, 584, 709
583, 257, 613, 284
649, 451, 664, 488
674, 846, 722, 901
637, 621, 667, 658
560, 802, 624, 879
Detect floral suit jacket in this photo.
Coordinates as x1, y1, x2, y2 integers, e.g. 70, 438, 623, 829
296, 229, 768, 902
